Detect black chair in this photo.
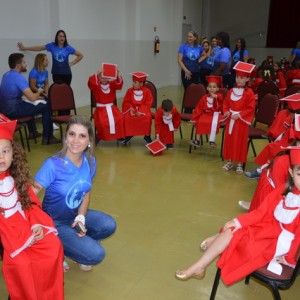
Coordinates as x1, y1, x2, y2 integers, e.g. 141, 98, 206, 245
210, 245, 300, 300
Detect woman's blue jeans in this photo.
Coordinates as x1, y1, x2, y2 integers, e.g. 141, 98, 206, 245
54, 209, 117, 265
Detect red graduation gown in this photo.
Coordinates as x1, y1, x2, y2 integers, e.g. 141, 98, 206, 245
0, 186, 64, 300
266, 109, 292, 140
154, 106, 181, 144
88, 74, 124, 140
122, 86, 153, 136
222, 88, 256, 163
249, 154, 290, 211
191, 93, 223, 134
217, 184, 300, 286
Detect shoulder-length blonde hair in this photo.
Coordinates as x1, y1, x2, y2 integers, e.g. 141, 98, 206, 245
34, 53, 47, 73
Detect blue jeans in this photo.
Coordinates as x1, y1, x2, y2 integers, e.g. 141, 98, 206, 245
8, 101, 53, 138
54, 210, 117, 265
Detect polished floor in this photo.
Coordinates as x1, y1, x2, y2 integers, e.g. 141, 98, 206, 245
1, 86, 299, 299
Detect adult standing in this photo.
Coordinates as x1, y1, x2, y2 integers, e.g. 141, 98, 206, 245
178, 30, 205, 90
33, 115, 117, 271
211, 32, 232, 89
0, 53, 60, 145
289, 41, 300, 68
228, 37, 249, 88
199, 40, 213, 86
18, 30, 83, 85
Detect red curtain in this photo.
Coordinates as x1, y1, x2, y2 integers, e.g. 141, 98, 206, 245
267, 0, 300, 48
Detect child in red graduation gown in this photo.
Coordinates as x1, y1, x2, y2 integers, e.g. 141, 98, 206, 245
0, 114, 64, 300
175, 146, 300, 287
190, 76, 223, 148
154, 99, 181, 149
122, 72, 153, 144
88, 65, 124, 141
221, 61, 256, 174
273, 61, 287, 98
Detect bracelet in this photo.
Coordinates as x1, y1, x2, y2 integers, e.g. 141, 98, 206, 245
74, 214, 85, 226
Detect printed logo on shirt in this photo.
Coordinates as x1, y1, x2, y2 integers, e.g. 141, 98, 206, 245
65, 180, 92, 209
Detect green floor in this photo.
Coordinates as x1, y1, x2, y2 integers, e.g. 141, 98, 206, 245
1, 86, 299, 299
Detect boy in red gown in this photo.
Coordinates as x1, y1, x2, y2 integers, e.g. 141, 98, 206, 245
190, 76, 223, 148
88, 64, 124, 142
154, 99, 181, 149
122, 72, 153, 144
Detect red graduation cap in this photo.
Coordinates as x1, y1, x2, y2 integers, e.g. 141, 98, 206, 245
146, 140, 167, 156
0, 114, 17, 141
281, 146, 300, 165
102, 63, 118, 79
206, 76, 222, 87
233, 61, 256, 77
280, 93, 300, 111
130, 71, 148, 82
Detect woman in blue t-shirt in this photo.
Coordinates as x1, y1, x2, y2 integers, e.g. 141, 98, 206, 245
29, 53, 49, 97
290, 41, 300, 68
33, 115, 117, 272
18, 30, 83, 85
178, 30, 205, 90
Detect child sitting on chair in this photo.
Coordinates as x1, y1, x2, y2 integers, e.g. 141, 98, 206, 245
190, 76, 223, 148
154, 99, 181, 149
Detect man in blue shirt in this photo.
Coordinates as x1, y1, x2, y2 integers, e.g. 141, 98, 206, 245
0, 53, 60, 144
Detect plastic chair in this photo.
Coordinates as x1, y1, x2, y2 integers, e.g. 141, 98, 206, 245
144, 80, 158, 118
248, 93, 279, 157
180, 83, 206, 139
209, 245, 300, 300
48, 83, 77, 140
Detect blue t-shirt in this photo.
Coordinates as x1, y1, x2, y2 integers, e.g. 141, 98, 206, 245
178, 44, 203, 72
212, 47, 231, 75
232, 49, 249, 66
291, 48, 300, 67
206, 46, 220, 69
29, 68, 48, 88
45, 42, 76, 75
0, 70, 29, 115
35, 153, 96, 222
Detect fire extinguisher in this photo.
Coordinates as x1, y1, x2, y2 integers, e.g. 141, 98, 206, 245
154, 36, 160, 54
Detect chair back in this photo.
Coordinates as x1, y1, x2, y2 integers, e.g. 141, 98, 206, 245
257, 80, 279, 104
90, 91, 96, 120
285, 84, 300, 97
48, 83, 77, 113
144, 80, 157, 110
218, 87, 228, 99
181, 83, 206, 112
255, 93, 279, 126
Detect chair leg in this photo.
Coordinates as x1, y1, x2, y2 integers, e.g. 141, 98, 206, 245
179, 126, 183, 139
245, 275, 250, 285
250, 140, 257, 157
22, 124, 31, 152
220, 129, 225, 160
269, 283, 281, 300
189, 126, 194, 154
17, 129, 25, 150
209, 268, 221, 300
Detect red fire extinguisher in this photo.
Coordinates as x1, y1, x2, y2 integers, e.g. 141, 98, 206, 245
154, 36, 160, 54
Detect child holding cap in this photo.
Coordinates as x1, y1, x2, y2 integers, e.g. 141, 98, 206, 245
221, 61, 256, 174
175, 145, 300, 286
122, 72, 153, 144
0, 114, 64, 299
88, 63, 124, 143
190, 76, 223, 148
154, 99, 181, 149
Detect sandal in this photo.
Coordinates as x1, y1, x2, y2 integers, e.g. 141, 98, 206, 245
79, 264, 93, 272
189, 140, 201, 147
222, 161, 233, 171
63, 260, 70, 272
209, 141, 217, 148
200, 234, 219, 251
236, 163, 244, 174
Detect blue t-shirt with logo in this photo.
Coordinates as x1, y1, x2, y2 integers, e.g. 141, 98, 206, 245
291, 48, 300, 67
0, 70, 29, 115
232, 49, 249, 66
45, 42, 76, 75
29, 68, 48, 88
205, 46, 220, 69
178, 44, 203, 72
35, 153, 96, 222
212, 47, 231, 75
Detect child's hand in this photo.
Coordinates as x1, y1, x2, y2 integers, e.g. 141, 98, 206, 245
276, 256, 287, 265
32, 226, 44, 241
231, 113, 239, 120
223, 111, 230, 118
129, 109, 134, 116
223, 220, 239, 233
189, 120, 196, 123
136, 111, 142, 116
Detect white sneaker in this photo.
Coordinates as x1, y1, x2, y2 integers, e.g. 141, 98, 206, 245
238, 200, 250, 210
53, 123, 59, 130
